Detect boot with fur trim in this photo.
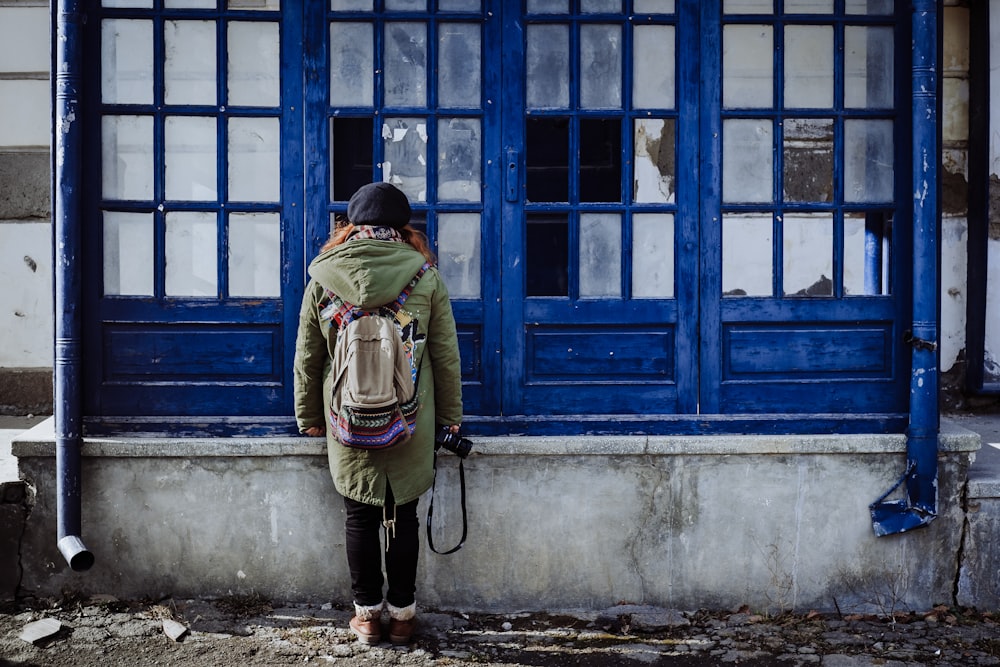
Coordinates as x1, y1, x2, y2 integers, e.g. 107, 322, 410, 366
349, 601, 384, 644
387, 602, 417, 645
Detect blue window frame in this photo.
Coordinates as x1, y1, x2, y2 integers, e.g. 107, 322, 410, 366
78, 0, 912, 436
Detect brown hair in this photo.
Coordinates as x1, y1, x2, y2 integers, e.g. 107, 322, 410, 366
321, 222, 437, 265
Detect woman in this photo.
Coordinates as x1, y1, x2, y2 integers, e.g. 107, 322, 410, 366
294, 182, 463, 646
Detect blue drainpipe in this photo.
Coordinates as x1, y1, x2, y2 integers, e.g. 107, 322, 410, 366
870, 0, 941, 537
53, 0, 94, 571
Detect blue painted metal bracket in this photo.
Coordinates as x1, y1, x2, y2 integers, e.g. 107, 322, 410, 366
53, 0, 94, 571
870, 0, 941, 537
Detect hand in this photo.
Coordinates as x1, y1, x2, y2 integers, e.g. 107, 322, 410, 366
448, 424, 461, 434
303, 426, 325, 437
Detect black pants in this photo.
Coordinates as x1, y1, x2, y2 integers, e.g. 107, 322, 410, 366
343, 485, 419, 609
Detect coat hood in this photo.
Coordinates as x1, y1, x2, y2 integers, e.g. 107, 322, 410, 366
307, 239, 429, 309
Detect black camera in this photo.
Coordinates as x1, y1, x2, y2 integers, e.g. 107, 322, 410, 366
435, 426, 473, 459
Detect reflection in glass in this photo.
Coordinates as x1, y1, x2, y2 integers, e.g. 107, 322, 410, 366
103, 211, 154, 296
783, 214, 833, 297
385, 22, 427, 107
579, 214, 621, 298
165, 21, 216, 105
723, 24, 772, 108
438, 213, 481, 298
165, 211, 217, 296
632, 25, 675, 109
331, 117, 374, 202
783, 118, 833, 202
526, 216, 568, 297
632, 214, 674, 298
526, 117, 569, 202
784, 26, 833, 108
438, 118, 481, 202
723, 214, 772, 297
382, 118, 427, 201
102, 19, 154, 105
102, 115, 154, 201
634, 118, 675, 203
228, 117, 280, 202
845, 26, 894, 109
844, 119, 893, 203
723, 119, 773, 203
438, 23, 481, 108
580, 24, 622, 109
228, 21, 280, 107
844, 211, 892, 296
165, 116, 218, 201
330, 23, 374, 106
845, 0, 893, 15
229, 212, 280, 297
526, 24, 569, 109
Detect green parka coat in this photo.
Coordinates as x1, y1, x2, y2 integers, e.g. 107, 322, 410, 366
293, 237, 464, 507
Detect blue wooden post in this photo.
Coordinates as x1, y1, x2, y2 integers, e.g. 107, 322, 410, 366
870, 0, 940, 537
53, 0, 94, 570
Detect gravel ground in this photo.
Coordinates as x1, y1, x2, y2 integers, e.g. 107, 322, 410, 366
2, 596, 1000, 667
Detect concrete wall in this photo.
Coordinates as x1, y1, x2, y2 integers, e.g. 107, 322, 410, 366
12, 420, 981, 613
0, 2, 53, 415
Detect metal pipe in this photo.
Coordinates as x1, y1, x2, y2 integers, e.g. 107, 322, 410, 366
870, 0, 941, 537
53, 0, 93, 571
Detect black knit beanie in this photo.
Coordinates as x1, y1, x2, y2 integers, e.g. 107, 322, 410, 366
347, 182, 412, 230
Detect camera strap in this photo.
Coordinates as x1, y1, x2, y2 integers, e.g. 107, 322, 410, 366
426, 450, 468, 555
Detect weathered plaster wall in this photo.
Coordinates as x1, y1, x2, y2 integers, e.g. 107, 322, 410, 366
987, 0, 1000, 382
0, 3, 52, 414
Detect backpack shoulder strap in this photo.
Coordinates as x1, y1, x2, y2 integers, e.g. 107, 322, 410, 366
322, 262, 431, 327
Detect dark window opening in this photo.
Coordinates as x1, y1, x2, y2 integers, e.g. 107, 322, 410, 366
526, 117, 569, 202
331, 117, 374, 202
526, 215, 568, 296
580, 118, 622, 203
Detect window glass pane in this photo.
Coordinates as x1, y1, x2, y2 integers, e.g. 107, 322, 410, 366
582, 0, 620, 11
165, 21, 217, 105
165, 116, 218, 201
782, 214, 833, 297
102, 19, 153, 105
439, 0, 480, 10
633, 0, 673, 12
634, 118, 675, 203
845, 0, 893, 15
632, 213, 674, 298
723, 214, 773, 296
386, 0, 425, 9
228, 212, 280, 297
784, 25, 833, 108
723, 0, 773, 13
384, 22, 427, 107
844, 211, 892, 296
438, 213, 481, 298
528, 0, 568, 12
332, 0, 372, 11
844, 119, 893, 202
526, 216, 568, 297
723, 119, 773, 203
580, 24, 622, 109
784, 0, 832, 12
438, 118, 481, 202
632, 25, 675, 109
383, 117, 427, 201
438, 23, 481, 108
102, 115, 154, 201
723, 25, 773, 108
166, 0, 216, 8
228, 117, 280, 202
104, 0, 153, 7
845, 26, 894, 109
782, 118, 833, 202
526, 24, 569, 109
229, 0, 280, 8
228, 21, 280, 107
579, 213, 621, 298
165, 211, 217, 296
526, 117, 569, 202
331, 117, 374, 201
103, 211, 153, 296
330, 22, 373, 106
580, 119, 622, 202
